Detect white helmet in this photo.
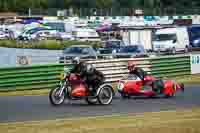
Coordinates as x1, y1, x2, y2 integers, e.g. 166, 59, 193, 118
72, 57, 80, 64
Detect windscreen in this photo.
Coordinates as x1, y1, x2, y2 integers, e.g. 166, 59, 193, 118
154, 34, 177, 41
119, 46, 142, 53
63, 47, 88, 54
105, 41, 120, 48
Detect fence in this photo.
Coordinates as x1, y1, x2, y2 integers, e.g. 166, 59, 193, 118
89, 55, 190, 82
0, 64, 68, 91
0, 55, 190, 92
150, 55, 191, 78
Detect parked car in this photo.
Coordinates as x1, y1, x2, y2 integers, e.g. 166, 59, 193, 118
34, 30, 57, 40
100, 39, 125, 53
55, 32, 75, 41
113, 45, 148, 58
17, 27, 56, 41
187, 25, 200, 48
0, 31, 8, 40
59, 45, 98, 63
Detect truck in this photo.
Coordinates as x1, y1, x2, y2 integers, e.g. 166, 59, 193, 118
122, 29, 153, 52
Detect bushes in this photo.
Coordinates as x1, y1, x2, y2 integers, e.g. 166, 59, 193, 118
0, 40, 103, 50
0, 40, 17, 48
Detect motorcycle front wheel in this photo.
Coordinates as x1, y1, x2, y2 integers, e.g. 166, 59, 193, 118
49, 87, 65, 106
98, 85, 113, 105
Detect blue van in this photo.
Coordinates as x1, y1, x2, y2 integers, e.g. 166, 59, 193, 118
187, 25, 200, 48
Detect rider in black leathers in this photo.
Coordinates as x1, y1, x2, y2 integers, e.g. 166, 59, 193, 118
70, 57, 105, 95
127, 61, 147, 83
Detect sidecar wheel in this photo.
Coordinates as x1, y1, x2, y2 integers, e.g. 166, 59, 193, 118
165, 93, 175, 98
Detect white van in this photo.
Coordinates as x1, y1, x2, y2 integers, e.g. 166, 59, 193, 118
72, 28, 101, 42
153, 27, 190, 53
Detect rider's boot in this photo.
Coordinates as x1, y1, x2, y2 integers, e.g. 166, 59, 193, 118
141, 85, 152, 91
88, 87, 95, 96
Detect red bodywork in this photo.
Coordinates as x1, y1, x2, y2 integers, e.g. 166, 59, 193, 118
67, 74, 88, 97
118, 75, 184, 97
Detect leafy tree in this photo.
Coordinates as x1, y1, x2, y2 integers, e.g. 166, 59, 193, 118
0, 0, 200, 15
63, 0, 73, 8
96, 0, 114, 8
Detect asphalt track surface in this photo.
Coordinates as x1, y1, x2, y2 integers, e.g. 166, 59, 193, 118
1, 85, 200, 123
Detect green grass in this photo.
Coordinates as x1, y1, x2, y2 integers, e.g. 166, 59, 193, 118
0, 40, 102, 50
0, 89, 50, 96
0, 74, 199, 96
1, 108, 200, 133
174, 74, 200, 84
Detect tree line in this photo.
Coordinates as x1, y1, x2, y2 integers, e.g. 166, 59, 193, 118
0, 0, 200, 15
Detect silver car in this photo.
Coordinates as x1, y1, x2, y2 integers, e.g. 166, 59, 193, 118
59, 45, 98, 63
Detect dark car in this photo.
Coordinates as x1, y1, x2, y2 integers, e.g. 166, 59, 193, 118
114, 45, 148, 58
188, 25, 200, 48
98, 39, 125, 59
59, 45, 98, 63
99, 39, 125, 54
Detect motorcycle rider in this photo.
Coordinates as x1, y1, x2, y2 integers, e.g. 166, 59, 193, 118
84, 64, 105, 93
71, 57, 105, 95
127, 61, 147, 83
70, 57, 87, 75
127, 61, 163, 92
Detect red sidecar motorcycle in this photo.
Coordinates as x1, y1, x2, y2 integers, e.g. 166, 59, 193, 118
117, 74, 184, 98
49, 73, 114, 106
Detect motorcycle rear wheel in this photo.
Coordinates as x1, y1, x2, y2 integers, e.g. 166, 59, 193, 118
49, 87, 65, 106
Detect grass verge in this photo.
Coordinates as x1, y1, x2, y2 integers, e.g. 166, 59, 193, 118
0, 40, 102, 50
0, 89, 50, 96
1, 108, 200, 133
0, 74, 199, 96
173, 74, 200, 84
